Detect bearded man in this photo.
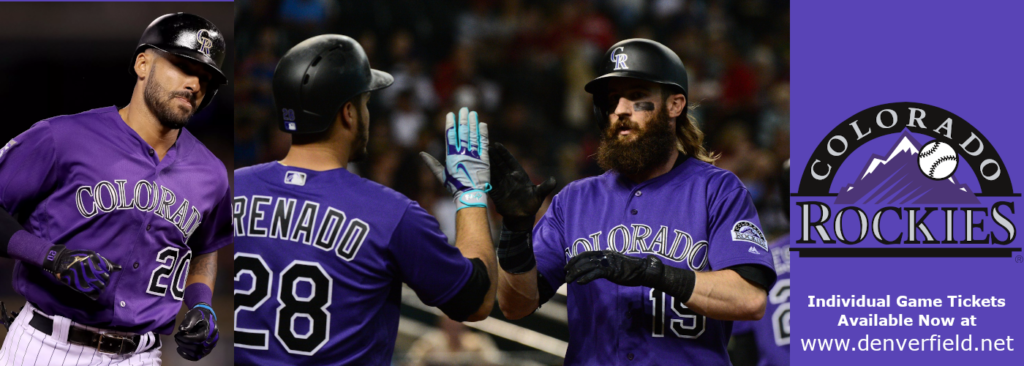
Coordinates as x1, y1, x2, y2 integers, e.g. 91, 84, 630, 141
486, 38, 777, 366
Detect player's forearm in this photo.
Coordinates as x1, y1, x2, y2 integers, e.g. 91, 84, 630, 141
1, 206, 54, 266
185, 251, 217, 292
454, 207, 497, 320
497, 268, 539, 320
685, 269, 767, 321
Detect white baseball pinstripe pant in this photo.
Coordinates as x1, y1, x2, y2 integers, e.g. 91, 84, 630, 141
0, 302, 161, 366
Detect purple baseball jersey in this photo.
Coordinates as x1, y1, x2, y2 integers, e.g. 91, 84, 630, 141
732, 235, 791, 366
0, 107, 233, 335
233, 162, 473, 365
534, 157, 776, 365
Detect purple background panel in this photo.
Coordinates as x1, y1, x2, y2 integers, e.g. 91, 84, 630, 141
790, 0, 1024, 365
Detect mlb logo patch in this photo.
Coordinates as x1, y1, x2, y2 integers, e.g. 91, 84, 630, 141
284, 171, 307, 186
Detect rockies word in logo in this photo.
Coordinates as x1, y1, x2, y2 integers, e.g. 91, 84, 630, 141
792, 102, 1021, 258
196, 29, 214, 57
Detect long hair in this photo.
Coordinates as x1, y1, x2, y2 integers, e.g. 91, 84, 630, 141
675, 106, 719, 164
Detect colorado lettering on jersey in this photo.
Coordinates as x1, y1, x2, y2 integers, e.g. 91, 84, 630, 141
233, 195, 370, 261
566, 224, 710, 271
75, 179, 202, 242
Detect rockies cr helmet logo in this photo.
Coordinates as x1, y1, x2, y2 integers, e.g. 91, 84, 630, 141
611, 47, 628, 70
196, 29, 214, 57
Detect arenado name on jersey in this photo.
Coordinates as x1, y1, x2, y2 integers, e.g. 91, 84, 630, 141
233, 196, 370, 261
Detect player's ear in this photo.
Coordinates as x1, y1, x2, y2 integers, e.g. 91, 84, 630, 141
665, 91, 685, 119
134, 51, 154, 80
339, 100, 357, 131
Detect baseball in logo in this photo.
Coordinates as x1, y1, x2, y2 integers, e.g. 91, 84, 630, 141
917, 140, 958, 180
792, 102, 1021, 257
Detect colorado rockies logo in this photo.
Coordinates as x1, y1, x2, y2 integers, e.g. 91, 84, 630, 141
611, 47, 628, 70
792, 102, 1021, 258
196, 29, 214, 57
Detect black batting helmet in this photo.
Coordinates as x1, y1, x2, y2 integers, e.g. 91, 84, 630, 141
272, 34, 394, 134
584, 39, 689, 124
132, 13, 228, 113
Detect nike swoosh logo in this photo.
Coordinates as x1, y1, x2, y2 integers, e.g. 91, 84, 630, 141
456, 164, 475, 187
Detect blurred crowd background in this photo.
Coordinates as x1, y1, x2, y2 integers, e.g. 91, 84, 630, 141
236, 0, 789, 365
0, 3, 234, 365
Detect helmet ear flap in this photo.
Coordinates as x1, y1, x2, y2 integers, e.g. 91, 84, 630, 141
592, 104, 606, 129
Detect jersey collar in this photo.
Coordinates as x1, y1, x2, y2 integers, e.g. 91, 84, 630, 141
107, 105, 195, 168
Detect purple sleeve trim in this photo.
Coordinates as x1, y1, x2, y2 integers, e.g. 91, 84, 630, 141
184, 282, 213, 309
8, 231, 52, 267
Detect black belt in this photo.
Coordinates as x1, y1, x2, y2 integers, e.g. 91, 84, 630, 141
28, 310, 160, 356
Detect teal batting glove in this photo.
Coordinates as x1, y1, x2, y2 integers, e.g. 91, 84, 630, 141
420, 107, 491, 210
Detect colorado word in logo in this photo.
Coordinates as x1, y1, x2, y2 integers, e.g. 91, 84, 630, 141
793, 102, 1020, 258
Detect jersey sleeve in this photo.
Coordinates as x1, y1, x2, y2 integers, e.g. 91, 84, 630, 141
0, 122, 58, 213
389, 202, 474, 306
707, 180, 776, 275
532, 193, 567, 292
188, 184, 233, 254
732, 318, 754, 334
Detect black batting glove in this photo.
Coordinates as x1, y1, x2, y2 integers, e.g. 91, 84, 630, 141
490, 143, 556, 273
41, 245, 122, 301
565, 250, 663, 286
488, 143, 556, 231
566, 251, 697, 303
175, 303, 219, 361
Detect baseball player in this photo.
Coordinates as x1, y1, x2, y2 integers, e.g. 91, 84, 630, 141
0, 13, 231, 365
732, 161, 791, 366
489, 38, 777, 365
233, 34, 497, 365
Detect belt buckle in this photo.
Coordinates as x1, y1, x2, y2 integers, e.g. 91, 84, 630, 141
96, 333, 127, 355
